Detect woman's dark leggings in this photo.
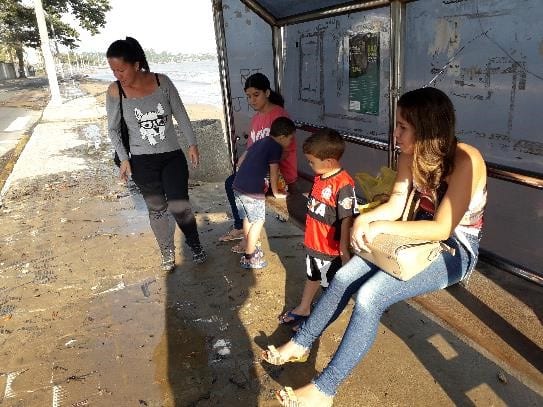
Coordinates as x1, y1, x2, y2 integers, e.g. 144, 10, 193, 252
131, 150, 201, 253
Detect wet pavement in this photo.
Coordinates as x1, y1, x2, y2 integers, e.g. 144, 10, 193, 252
0, 79, 541, 406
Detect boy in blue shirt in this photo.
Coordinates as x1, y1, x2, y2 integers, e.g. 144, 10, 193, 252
233, 117, 296, 269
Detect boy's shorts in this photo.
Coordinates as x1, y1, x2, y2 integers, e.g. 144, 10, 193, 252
234, 191, 266, 223
306, 255, 343, 288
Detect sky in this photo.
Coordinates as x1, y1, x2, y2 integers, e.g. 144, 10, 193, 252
75, 0, 217, 54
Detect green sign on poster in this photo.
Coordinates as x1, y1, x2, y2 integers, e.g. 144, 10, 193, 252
349, 32, 380, 115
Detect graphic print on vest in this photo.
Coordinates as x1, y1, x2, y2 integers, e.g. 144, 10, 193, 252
134, 103, 167, 146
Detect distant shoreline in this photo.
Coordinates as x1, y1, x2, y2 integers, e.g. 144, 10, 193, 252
77, 77, 224, 123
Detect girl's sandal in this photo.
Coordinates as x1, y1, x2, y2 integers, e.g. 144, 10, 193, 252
261, 345, 309, 366
275, 387, 304, 407
275, 386, 334, 407
231, 243, 245, 254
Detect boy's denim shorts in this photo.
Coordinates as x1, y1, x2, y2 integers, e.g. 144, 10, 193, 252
234, 191, 266, 223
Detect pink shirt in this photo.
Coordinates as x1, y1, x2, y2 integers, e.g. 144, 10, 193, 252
247, 105, 298, 184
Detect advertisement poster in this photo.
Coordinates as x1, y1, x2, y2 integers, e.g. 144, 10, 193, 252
348, 32, 380, 115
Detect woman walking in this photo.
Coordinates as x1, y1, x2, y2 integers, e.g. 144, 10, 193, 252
106, 37, 207, 271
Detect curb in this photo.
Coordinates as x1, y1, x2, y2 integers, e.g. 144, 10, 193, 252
0, 111, 44, 206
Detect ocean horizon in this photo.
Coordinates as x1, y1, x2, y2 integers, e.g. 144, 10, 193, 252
89, 59, 223, 107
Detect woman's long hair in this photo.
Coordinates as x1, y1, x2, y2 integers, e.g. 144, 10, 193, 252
106, 37, 150, 72
244, 72, 284, 107
397, 87, 457, 194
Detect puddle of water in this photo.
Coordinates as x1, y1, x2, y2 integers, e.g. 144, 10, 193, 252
82, 124, 102, 150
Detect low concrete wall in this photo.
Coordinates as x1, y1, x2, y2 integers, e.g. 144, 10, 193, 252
176, 119, 232, 182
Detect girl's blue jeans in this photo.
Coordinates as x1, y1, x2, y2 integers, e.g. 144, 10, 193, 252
292, 233, 480, 397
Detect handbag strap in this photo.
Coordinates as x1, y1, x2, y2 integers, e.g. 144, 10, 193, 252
401, 189, 419, 221
115, 74, 160, 119
116, 81, 125, 119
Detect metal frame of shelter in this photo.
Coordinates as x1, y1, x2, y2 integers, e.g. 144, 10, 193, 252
212, 0, 543, 285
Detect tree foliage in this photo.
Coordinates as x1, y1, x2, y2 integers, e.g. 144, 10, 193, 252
0, 0, 110, 50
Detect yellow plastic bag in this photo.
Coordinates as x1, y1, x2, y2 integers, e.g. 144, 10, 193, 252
355, 166, 397, 213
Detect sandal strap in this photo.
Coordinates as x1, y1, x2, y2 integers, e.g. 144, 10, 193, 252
277, 387, 303, 407
266, 345, 283, 365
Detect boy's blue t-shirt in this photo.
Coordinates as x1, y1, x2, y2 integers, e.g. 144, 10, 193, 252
233, 137, 282, 198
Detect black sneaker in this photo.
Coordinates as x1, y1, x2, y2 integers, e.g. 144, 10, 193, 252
191, 246, 208, 264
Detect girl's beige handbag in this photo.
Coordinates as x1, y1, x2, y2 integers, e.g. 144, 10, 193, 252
356, 189, 455, 281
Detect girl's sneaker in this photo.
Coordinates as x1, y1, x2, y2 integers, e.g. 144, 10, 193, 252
240, 251, 267, 269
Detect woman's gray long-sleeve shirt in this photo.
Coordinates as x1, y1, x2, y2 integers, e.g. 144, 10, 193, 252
106, 73, 197, 162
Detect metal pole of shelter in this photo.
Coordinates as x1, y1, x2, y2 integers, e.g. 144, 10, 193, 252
33, 0, 61, 105
389, 0, 404, 169
212, 0, 237, 166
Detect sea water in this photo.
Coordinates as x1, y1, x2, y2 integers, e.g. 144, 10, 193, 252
89, 58, 222, 107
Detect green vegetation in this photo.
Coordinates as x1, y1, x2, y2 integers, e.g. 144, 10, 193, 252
76, 50, 217, 67
0, 0, 110, 77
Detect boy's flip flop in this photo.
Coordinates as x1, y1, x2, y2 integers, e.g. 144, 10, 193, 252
231, 243, 245, 254
278, 310, 308, 325
218, 228, 244, 242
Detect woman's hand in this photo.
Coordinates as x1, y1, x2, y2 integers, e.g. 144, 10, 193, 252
188, 145, 200, 168
119, 160, 131, 182
364, 222, 383, 244
351, 216, 371, 253
351, 222, 384, 253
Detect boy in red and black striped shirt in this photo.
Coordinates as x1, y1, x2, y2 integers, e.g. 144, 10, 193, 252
279, 128, 359, 330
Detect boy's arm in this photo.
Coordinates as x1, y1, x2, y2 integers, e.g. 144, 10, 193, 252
336, 181, 359, 264
339, 216, 353, 264
236, 150, 247, 170
269, 163, 287, 198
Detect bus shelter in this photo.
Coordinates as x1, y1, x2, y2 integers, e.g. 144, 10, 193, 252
212, 0, 543, 283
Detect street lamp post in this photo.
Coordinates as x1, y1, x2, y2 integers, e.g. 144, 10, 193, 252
33, 0, 61, 104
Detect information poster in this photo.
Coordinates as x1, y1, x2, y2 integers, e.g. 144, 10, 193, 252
348, 32, 380, 115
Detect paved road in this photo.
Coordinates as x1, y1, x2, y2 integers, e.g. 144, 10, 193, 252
0, 107, 42, 157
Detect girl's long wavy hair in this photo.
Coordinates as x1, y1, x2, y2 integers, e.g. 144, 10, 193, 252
397, 87, 457, 194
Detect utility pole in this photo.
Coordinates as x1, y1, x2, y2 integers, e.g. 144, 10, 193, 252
33, 0, 61, 104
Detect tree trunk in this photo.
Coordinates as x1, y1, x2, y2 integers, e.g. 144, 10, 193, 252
15, 45, 26, 78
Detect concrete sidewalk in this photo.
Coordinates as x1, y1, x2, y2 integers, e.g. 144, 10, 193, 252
0, 83, 541, 406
